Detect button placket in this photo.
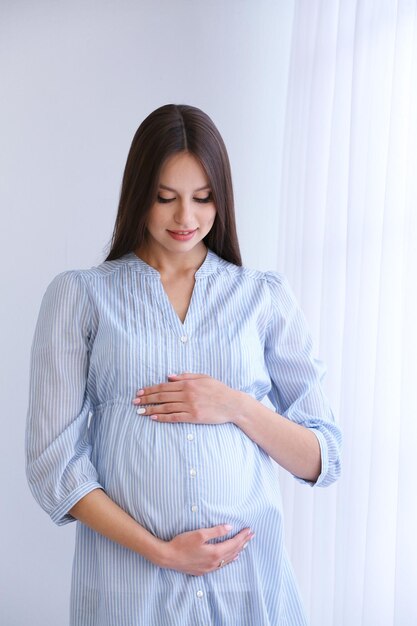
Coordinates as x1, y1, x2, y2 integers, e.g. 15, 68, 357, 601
185, 428, 200, 516
184, 422, 201, 530
193, 578, 210, 624
180, 326, 202, 532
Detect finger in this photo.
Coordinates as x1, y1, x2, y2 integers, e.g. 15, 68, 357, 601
217, 554, 240, 569
167, 373, 210, 381
217, 528, 253, 552
230, 528, 255, 550
135, 403, 174, 416
133, 391, 183, 405
147, 412, 191, 423
217, 529, 255, 563
136, 382, 184, 397
136, 403, 187, 416
201, 524, 235, 542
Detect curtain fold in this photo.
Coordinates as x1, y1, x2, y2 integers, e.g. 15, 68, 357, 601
277, 2, 417, 624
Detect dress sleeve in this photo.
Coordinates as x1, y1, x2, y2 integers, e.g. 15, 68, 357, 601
26, 271, 102, 525
264, 272, 342, 487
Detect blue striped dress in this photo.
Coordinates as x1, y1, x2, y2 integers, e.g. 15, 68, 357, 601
26, 249, 341, 626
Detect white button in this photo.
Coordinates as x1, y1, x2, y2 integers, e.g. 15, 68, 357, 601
196, 590, 204, 598
191, 504, 198, 512
190, 468, 197, 477
180, 335, 188, 343
187, 433, 194, 441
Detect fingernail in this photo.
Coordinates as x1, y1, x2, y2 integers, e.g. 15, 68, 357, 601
225, 524, 233, 530
150, 415, 158, 420
243, 542, 248, 549
233, 555, 239, 561
167, 374, 177, 378
136, 408, 146, 414
136, 389, 144, 396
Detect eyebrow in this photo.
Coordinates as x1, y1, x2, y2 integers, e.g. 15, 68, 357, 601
159, 184, 211, 193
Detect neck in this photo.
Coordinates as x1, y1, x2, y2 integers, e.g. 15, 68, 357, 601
135, 243, 208, 277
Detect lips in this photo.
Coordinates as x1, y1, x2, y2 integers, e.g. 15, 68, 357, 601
167, 229, 197, 241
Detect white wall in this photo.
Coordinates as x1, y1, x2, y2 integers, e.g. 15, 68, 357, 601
0, 1, 294, 624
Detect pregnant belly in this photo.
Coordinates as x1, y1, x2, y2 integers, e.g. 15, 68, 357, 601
92, 403, 281, 541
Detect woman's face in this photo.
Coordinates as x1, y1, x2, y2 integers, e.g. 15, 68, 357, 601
143, 151, 216, 261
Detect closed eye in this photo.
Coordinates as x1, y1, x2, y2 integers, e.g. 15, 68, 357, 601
194, 194, 213, 203
157, 193, 213, 204
157, 195, 175, 204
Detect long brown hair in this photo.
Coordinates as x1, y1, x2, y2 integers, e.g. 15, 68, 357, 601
105, 104, 242, 265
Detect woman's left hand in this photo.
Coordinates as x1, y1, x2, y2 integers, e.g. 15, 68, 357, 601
132, 373, 244, 425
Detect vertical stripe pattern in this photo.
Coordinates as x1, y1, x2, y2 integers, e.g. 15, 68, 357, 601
26, 249, 341, 626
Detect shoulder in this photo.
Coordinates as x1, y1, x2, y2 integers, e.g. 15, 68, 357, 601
39, 258, 132, 318
214, 256, 300, 323
216, 255, 291, 295
75, 256, 132, 283
45, 256, 131, 291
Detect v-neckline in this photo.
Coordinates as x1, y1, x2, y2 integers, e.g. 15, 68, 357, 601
159, 276, 195, 327
156, 277, 196, 331
125, 248, 221, 335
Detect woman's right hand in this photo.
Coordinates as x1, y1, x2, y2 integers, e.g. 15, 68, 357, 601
157, 525, 255, 576
67, 490, 254, 577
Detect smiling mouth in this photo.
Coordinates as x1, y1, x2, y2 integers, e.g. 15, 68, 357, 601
168, 230, 197, 234
167, 229, 198, 241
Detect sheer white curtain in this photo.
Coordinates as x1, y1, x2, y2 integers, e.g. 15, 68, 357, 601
276, 2, 417, 625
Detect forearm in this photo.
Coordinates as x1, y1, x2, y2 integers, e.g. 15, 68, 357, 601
68, 488, 253, 576
134, 374, 322, 482
69, 489, 165, 564
232, 392, 321, 482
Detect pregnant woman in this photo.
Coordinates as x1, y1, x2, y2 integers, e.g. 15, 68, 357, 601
26, 104, 341, 626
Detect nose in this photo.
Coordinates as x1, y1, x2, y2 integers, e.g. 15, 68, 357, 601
173, 198, 194, 226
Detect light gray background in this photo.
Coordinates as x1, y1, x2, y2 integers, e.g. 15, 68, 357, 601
0, 1, 294, 623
